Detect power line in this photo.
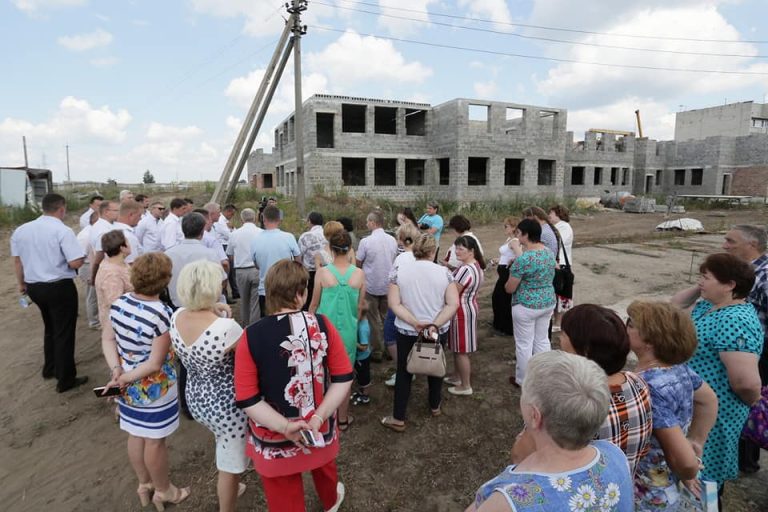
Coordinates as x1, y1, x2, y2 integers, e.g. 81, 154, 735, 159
315, 1, 767, 58
312, 25, 768, 76
327, 0, 768, 45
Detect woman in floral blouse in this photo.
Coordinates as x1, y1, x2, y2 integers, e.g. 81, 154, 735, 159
505, 219, 556, 386
234, 259, 353, 512
468, 351, 633, 512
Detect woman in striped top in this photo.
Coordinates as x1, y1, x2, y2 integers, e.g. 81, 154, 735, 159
446, 236, 486, 396
101, 252, 190, 510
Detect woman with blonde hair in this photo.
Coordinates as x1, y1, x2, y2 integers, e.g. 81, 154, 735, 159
101, 252, 189, 510
382, 233, 459, 431
169, 260, 248, 512
235, 260, 353, 511
314, 220, 355, 269
627, 300, 718, 510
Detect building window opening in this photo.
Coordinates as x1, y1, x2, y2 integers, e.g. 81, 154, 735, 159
594, 167, 603, 185
374, 158, 397, 186
374, 107, 397, 135
288, 117, 295, 142
468, 157, 488, 186
438, 158, 450, 185
341, 104, 366, 133
537, 159, 555, 186
655, 170, 662, 186
621, 168, 630, 186
341, 157, 366, 186
571, 166, 585, 185
505, 159, 523, 186
610, 167, 618, 185
505, 107, 524, 132
691, 168, 703, 186
674, 169, 686, 186
539, 110, 557, 137
316, 113, 334, 148
405, 159, 425, 185
469, 104, 490, 132
615, 136, 625, 152
405, 109, 426, 136
263, 174, 273, 188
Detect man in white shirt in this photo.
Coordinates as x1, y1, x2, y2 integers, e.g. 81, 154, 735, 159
357, 209, 398, 361
160, 198, 186, 251
79, 195, 103, 230
11, 193, 86, 392
220, 203, 240, 299
76, 210, 100, 328
119, 189, 134, 202
135, 194, 150, 219
194, 208, 230, 273
207, 202, 231, 247
89, 200, 119, 283
112, 200, 144, 264
297, 211, 326, 309
135, 201, 165, 252
227, 208, 263, 325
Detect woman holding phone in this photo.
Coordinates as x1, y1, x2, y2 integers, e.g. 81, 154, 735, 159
101, 252, 189, 510
234, 259, 353, 512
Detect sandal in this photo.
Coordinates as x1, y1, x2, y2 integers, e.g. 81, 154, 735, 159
431, 407, 442, 417
137, 482, 154, 508
237, 482, 246, 497
350, 392, 371, 406
380, 416, 406, 433
338, 415, 354, 432
152, 484, 190, 512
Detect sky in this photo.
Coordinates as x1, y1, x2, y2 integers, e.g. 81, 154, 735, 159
1, 0, 767, 183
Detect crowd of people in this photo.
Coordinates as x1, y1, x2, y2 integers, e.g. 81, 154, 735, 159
9, 190, 768, 511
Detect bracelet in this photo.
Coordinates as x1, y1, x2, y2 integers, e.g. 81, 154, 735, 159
311, 414, 323, 424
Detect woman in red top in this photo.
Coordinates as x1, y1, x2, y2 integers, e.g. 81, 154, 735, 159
234, 259, 353, 512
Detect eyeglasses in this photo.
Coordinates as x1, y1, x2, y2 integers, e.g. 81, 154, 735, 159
155, 207, 166, 210
625, 317, 634, 328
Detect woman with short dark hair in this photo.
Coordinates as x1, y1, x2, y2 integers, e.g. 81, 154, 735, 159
558, 304, 653, 475
95, 230, 133, 347
672, 252, 762, 498
504, 219, 556, 386
442, 215, 484, 271
234, 259, 353, 512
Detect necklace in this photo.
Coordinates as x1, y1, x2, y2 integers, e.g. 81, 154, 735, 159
635, 359, 667, 372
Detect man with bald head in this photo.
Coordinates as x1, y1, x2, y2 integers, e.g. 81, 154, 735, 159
724, 225, 768, 472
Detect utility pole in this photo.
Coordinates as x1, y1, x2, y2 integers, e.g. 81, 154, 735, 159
22, 136, 29, 168
289, 0, 308, 216
65, 145, 71, 182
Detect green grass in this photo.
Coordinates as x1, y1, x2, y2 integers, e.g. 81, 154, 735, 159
0, 206, 39, 227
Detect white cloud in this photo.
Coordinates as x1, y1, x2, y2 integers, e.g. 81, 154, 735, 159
458, 0, 512, 26
473, 80, 497, 98
12, 0, 85, 14
146, 122, 203, 140
0, 96, 132, 144
226, 115, 242, 132
189, 0, 285, 37
307, 30, 432, 86
533, 5, 767, 108
90, 56, 118, 68
567, 98, 676, 140
57, 29, 113, 51
225, 66, 329, 115
377, 0, 438, 35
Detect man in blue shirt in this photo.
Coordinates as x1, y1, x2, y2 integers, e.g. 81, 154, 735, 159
11, 193, 87, 392
251, 205, 301, 317
418, 200, 444, 262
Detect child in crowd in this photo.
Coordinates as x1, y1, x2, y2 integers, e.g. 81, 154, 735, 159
351, 313, 372, 405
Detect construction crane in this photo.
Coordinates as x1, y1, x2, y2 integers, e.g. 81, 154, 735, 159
586, 128, 635, 136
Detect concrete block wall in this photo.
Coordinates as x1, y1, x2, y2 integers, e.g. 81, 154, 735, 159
564, 131, 635, 196
731, 166, 768, 196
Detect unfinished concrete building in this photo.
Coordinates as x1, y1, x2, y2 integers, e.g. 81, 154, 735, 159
247, 96, 768, 200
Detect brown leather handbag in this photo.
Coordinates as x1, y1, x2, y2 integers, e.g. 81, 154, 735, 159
406, 325, 446, 377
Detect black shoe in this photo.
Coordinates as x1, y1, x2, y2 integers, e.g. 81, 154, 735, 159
42, 371, 55, 380
56, 376, 89, 393
740, 463, 760, 474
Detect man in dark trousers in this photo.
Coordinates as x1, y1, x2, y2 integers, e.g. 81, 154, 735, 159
11, 193, 87, 392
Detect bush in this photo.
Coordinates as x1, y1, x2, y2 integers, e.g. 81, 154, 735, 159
0, 206, 39, 227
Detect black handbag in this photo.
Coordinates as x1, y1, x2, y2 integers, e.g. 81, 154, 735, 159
552, 226, 575, 299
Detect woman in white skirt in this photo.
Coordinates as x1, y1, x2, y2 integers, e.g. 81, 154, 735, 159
102, 252, 189, 511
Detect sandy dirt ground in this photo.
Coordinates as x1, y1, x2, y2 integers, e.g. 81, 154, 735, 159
1, 206, 767, 511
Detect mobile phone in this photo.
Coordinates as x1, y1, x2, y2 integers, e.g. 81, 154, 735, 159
300, 430, 316, 446
93, 386, 122, 398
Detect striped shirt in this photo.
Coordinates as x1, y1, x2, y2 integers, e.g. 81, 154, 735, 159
596, 371, 653, 476
109, 294, 172, 369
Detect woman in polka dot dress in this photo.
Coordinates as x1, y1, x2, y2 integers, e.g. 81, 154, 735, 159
170, 260, 249, 512
672, 253, 762, 498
